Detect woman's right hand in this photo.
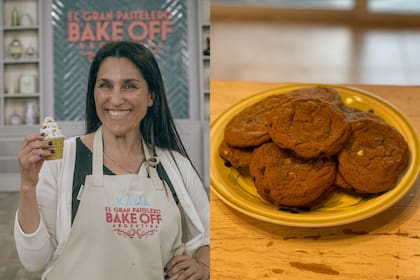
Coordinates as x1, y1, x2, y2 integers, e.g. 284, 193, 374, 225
18, 133, 53, 189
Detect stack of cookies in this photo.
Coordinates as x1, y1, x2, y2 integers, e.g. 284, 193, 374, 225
219, 87, 409, 208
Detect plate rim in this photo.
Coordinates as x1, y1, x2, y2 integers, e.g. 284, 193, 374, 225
210, 83, 420, 227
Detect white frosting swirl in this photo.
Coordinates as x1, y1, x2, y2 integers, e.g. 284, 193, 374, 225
40, 116, 63, 138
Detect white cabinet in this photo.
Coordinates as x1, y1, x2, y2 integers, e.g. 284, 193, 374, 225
1, 0, 43, 127
0, 0, 44, 190
198, 0, 210, 187
199, 0, 210, 121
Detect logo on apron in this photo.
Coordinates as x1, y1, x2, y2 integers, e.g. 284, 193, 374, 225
105, 194, 162, 239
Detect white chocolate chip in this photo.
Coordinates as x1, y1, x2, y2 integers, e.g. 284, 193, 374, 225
284, 158, 292, 164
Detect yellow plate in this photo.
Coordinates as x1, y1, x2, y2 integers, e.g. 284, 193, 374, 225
210, 84, 420, 227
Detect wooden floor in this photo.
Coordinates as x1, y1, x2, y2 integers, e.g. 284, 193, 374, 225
211, 19, 420, 85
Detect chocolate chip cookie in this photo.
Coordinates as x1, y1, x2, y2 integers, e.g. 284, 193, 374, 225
224, 95, 292, 148
288, 86, 343, 106
268, 98, 350, 159
218, 140, 253, 169
337, 118, 409, 193
249, 142, 337, 207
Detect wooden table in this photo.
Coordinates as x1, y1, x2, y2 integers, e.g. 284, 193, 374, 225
210, 80, 420, 280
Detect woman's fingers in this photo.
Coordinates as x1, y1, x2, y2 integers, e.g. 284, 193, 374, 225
18, 134, 53, 187
175, 265, 197, 280
20, 134, 50, 157
27, 148, 52, 163
165, 255, 207, 280
165, 255, 190, 271
19, 134, 53, 162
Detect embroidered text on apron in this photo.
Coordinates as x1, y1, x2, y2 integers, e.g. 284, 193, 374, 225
47, 127, 184, 279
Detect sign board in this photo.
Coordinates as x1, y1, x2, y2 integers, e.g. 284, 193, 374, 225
52, 0, 189, 120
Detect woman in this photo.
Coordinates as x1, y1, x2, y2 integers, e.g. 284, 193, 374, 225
15, 41, 210, 279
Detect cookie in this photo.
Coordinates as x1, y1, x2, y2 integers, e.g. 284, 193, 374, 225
218, 140, 253, 169
268, 98, 350, 159
339, 105, 385, 123
249, 142, 337, 207
334, 172, 355, 191
224, 87, 341, 149
337, 118, 409, 193
224, 95, 292, 148
288, 86, 343, 106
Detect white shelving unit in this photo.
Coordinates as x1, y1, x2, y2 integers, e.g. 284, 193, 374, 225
0, 0, 44, 190
1, 0, 43, 127
197, 0, 211, 188
198, 0, 210, 121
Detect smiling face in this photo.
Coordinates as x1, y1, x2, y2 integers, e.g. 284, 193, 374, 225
94, 57, 153, 137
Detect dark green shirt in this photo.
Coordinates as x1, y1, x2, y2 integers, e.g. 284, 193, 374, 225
71, 137, 114, 224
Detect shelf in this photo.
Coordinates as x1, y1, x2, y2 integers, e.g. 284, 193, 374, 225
3, 25, 38, 31
3, 93, 39, 98
0, 155, 20, 160
3, 123, 40, 128
3, 58, 39, 64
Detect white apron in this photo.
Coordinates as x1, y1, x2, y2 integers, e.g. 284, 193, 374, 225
46, 127, 184, 279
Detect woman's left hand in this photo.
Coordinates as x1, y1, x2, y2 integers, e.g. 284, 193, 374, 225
165, 254, 209, 280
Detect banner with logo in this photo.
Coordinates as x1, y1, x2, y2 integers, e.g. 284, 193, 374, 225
52, 0, 189, 120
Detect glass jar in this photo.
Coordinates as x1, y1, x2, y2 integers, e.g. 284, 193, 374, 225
25, 46, 37, 58
8, 38, 23, 59
9, 112, 23, 126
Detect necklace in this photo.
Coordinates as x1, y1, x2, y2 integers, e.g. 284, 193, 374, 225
103, 152, 142, 174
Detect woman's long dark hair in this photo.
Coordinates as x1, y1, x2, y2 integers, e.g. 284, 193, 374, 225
85, 41, 189, 159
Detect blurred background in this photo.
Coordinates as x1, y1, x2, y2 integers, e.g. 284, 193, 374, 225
211, 0, 420, 85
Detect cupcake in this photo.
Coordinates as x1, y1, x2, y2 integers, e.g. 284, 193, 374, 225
40, 116, 64, 160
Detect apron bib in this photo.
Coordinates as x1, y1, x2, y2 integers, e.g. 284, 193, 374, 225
47, 127, 184, 279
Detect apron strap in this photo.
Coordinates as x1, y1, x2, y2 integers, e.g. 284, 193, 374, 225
141, 138, 159, 176
92, 126, 104, 187
142, 140, 159, 168
157, 163, 180, 205
142, 140, 179, 205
